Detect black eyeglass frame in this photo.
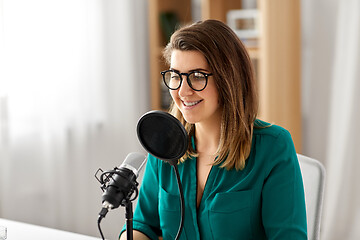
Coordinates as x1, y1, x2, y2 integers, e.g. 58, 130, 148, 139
160, 69, 213, 92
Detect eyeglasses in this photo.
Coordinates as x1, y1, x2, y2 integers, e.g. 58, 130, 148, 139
160, 70, 213, 91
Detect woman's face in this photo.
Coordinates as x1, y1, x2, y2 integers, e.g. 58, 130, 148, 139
169, 50, 222, 125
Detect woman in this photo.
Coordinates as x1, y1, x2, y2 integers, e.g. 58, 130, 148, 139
120, 19, 307, 239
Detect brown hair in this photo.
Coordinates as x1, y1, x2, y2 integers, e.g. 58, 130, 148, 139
163, 19, 258, 170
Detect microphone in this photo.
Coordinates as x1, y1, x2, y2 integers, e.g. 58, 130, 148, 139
96, 152, 147, 219
96, 111, 187, 240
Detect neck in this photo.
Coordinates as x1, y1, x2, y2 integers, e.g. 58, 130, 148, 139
195, 115, 222, 156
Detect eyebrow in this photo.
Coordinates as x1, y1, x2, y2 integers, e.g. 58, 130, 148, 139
170, 67, 210, 73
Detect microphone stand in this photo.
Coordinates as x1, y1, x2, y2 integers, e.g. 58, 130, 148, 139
123, 199, 134, 240
95, 167, 139, 240
170, 162, 185, 240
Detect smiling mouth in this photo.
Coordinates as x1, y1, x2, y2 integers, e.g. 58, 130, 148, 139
182, 100, 202, 107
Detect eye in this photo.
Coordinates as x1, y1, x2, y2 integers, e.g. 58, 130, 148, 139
170, 73, 181, 80
191, 72, 206, 80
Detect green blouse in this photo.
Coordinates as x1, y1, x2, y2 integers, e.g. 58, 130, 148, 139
122, 122, 307, 239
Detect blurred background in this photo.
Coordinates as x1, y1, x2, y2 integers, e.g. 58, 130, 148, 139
0, 0, 359, 239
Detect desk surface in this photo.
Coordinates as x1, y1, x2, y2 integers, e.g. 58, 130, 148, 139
0, 218, 100, 240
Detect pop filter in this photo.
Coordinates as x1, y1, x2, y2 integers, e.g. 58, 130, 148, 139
137, 110, 188, 165
136, 110, 187, 239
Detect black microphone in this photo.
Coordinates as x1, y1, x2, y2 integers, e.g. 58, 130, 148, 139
96, 152, 147, 219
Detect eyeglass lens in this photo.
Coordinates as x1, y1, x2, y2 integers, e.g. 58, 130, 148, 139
163, 71, 207, 91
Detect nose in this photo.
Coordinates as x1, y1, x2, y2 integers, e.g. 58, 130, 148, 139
178, 76, 193, 97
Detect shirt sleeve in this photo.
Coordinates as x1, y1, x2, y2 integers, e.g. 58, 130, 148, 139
261, 129, 307, 239
120, 154, 161, 240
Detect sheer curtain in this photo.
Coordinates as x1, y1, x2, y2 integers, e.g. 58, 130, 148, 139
322, 0, 360, 239
302, 0, 360, 239
0, 0, 148, 238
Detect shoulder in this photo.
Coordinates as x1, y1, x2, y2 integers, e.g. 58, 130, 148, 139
250, 120, 299, 181
252, 119, 296, 165
251, 119, 298, 169
253, 119, 293, 143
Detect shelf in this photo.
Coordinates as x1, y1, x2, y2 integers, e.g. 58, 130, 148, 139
147, 0, 302, 152
247, 47, 259, 59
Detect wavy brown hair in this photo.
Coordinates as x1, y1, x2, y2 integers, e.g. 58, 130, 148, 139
163, 19, 258, 170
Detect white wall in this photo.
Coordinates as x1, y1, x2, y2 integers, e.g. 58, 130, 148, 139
301, 0, 338, 161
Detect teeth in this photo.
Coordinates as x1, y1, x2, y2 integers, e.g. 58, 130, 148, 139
183, 101, 201, 107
